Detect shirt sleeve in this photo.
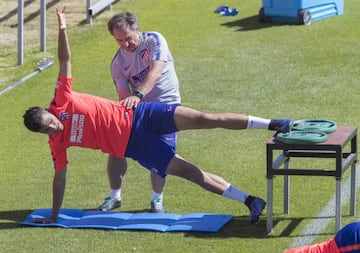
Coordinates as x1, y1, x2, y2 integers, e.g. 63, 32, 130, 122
283, 238, 339, 253
148, 32, 169, 62
110, 50, 130, 94
49, 135, 68, 171
48, 75, 72, 171
53, 75, 73, 105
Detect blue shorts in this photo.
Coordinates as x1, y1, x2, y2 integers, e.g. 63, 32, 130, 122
125, 102, 180, 177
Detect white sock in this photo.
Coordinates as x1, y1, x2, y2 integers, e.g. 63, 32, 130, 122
151, 192, 163, 201
247, 116, 270, 129
222, 184, 249, 203
110, 188, 121, 201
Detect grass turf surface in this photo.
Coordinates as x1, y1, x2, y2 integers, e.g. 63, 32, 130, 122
1, 0, 360, 252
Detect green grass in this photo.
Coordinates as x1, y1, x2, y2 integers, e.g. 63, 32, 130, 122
1, 0, 360, 252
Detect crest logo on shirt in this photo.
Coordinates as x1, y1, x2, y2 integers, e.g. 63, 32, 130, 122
59, 112, 69, 121
139, 49, 150, 61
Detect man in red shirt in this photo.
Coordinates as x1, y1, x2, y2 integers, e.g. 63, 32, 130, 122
23, 5, 292, 224
284, 222, 360, 253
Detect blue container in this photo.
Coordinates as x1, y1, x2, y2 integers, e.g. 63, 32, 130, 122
259, 0, 344, 25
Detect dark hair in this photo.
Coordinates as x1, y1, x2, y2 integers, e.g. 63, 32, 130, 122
23, 107, 45, 132
107, 12, 139, 35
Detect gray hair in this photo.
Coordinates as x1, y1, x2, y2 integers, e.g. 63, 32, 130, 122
107, 12, 139, 35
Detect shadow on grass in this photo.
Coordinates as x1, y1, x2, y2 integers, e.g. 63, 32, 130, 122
184, 215, 335, 239
220, 15, 286, 31
6, 0, 59, 28
0, 209, 33, 229
0, 0, 36, 24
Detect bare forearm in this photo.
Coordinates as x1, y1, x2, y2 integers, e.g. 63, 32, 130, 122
58, 29, 71, 66
56, 5, 71, 77
135, 61, 164, 94
50, 168, 67, 221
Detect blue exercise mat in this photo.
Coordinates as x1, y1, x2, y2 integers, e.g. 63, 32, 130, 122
20, 209, 233, 233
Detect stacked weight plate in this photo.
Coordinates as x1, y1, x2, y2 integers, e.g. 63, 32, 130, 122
276, 119, 337, 144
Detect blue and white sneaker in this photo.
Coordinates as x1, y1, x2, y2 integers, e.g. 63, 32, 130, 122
214, 5, 229, 13
245, 196, 266, 224
220, 8, 239, 16
150, 198, 165, 213
269, 119, 293, 133
98, 196, 121, 211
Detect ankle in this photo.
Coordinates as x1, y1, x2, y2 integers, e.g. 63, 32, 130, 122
245, 195, 255, 207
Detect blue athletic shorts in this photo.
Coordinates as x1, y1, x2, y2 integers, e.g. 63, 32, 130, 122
125, 102, 180, 177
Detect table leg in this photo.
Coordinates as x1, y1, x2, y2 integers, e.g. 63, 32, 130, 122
284, 158, 290, 214
350, 162, 356, 216
267, 177, 273, 233
335, 178, 341, 232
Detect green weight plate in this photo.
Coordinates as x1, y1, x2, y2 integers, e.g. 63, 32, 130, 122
292, 119, 337, 134
276, 131, 328, 144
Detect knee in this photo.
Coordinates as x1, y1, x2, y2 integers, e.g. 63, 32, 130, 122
108, 156, 127, 173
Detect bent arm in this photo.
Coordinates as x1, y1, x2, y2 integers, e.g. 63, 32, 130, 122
135, 60, 164, 95
122, 60, 165, 108
56, 5, 71, 77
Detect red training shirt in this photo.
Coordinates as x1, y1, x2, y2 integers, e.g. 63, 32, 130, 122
48, 75, 133, 170
283, 238, 340, 253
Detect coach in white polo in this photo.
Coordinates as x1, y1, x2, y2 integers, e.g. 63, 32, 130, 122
97, 11, 181, 213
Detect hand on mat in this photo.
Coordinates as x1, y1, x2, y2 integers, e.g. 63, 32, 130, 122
30, 217, 55, 224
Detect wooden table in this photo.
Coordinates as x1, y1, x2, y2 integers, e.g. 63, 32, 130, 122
266, 126, 357, 232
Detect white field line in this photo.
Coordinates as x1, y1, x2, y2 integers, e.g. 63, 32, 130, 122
289, 165, 360, 248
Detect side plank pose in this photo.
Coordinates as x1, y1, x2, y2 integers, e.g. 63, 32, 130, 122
23, 5, 292, 224
283, 222, 360, 253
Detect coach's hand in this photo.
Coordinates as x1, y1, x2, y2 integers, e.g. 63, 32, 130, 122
122, 95, 141, 109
